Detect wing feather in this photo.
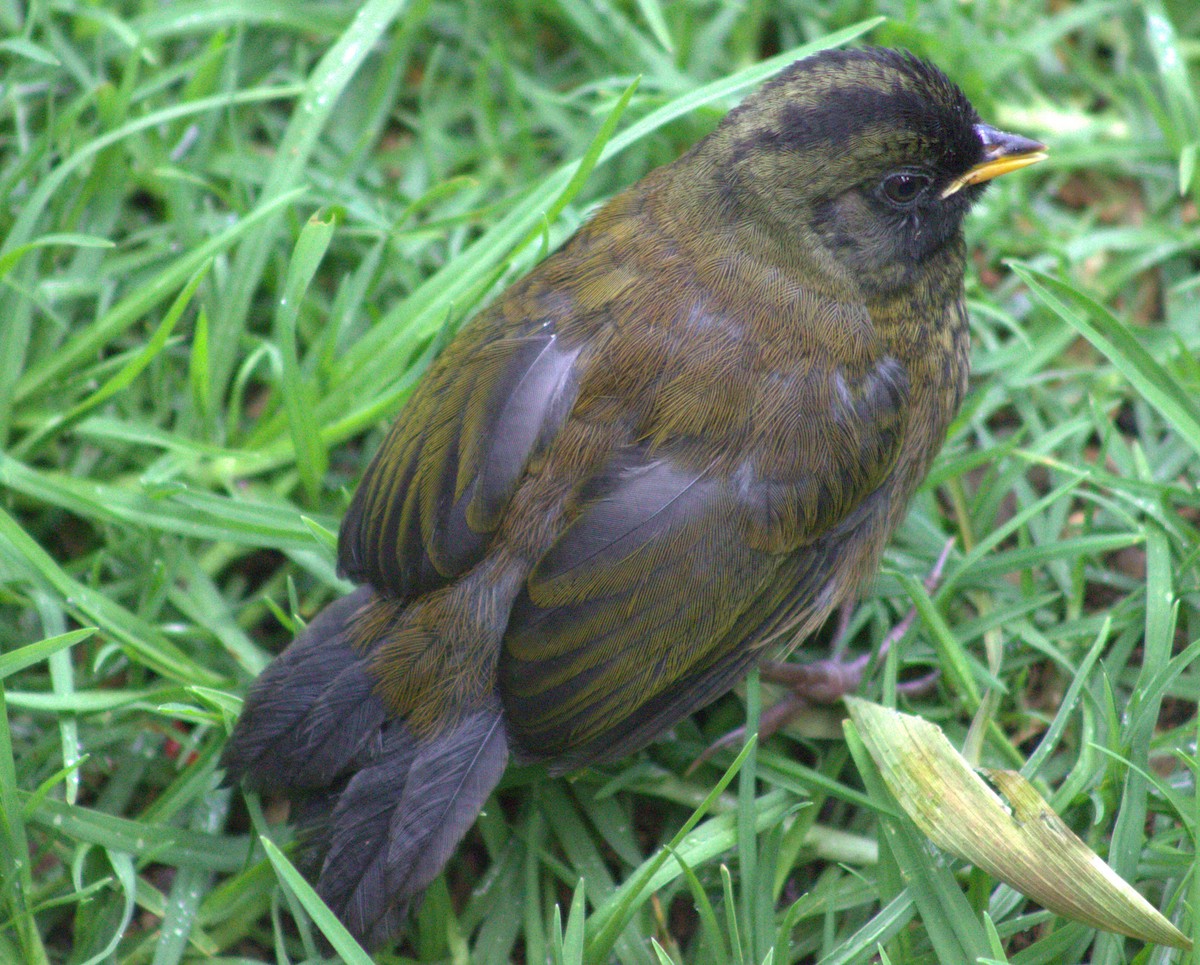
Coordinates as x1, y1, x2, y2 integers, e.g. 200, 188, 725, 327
338, 317, 581, 599
500, 350, 911, 764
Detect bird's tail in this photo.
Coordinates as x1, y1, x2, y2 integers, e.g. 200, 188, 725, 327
220, 587, 509, 948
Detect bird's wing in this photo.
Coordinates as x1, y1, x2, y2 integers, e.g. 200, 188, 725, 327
337, 302, 582, 601
498, 330, 913, 765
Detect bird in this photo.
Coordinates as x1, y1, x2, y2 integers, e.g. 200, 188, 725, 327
220, 46, 1046, 948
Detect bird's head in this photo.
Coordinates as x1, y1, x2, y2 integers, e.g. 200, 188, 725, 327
695, 47, 1046, 295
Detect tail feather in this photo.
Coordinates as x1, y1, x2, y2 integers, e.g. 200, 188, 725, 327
322, 706, 508, 947
383, 708, 507, 897
291, 781, 347, 875
222, 587, 511, 948
288, 667, 387, 787
316, 726, 419, 930
221, 587, 374, 789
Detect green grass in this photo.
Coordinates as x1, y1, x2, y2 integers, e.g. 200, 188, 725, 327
2, 0, 1199, 962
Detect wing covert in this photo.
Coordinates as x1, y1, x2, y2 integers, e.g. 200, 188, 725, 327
338, 315, 581, 601
499, 451, 781, 759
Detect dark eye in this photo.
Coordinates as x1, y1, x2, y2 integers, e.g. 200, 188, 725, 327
881, 172, 928, 205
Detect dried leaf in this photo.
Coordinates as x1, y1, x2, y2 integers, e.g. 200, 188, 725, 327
846, 697, 1191, 951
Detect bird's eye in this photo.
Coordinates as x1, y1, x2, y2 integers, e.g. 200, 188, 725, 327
881, 172, 928, 205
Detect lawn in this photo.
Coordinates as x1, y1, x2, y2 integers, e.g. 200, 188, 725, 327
1, 0, 1198, 962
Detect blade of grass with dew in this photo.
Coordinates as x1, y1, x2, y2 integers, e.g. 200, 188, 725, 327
259, 836, 374, 965
1011, 263, 1200, 460
584, 737, 758, 961
0, 507, 221, 685
276, 207, 339, 502
209, 0, 418, 399
0, 455, 335, 555
13, 187, 305, 408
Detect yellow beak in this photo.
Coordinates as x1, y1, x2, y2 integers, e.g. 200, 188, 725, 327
941, 124, 1048, 198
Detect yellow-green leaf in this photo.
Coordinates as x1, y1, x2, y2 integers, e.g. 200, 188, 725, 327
846, 698, 1191, 951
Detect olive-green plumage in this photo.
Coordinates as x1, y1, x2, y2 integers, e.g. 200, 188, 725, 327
221, 47, 1044, 947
